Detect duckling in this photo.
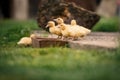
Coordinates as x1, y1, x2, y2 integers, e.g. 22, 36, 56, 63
54, 17, 70, 28
71, 19, 91, 36
60, 24, 83, 40
54, 18, 80, 40
59, 24, 70, 40
46, 21, 62, 39
71, 19, 77, 26
17, 34, 36, 46
54, 17, 64, 25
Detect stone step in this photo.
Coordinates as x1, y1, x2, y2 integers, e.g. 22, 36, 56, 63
68, 32, 119, 50
32, 31, 119, 50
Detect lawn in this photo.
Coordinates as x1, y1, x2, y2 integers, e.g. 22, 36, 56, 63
92, 17, 119, 32
0, 18, 120, 80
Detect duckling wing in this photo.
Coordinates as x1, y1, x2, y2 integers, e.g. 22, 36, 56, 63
49, 27, 56, 34
54, 27, 62, 35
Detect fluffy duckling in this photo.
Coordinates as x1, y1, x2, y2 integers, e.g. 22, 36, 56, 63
54, 18, 82, 40
46, 21, 62, 39
17, 34, 36, 46
71, 19, 77, 26
59, 24, 70, 40
54, 17, 64, 25
54, 18, 72, 39
54, 17, 72, 32
60, 24, 83, 40
71, 19, 91, 35
54, 17, 70, 28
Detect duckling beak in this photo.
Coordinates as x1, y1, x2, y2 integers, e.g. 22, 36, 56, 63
53, 19, 57, 22
46, 25, 49, 28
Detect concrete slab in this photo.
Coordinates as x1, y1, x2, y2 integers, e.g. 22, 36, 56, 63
68, 32, 119, 50
33, 31, 119, 50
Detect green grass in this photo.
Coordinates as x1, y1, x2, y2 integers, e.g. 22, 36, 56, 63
92, 17, 119, 32
0, 47, 120, 80
0, 19, 39, 47
0, 19, 120, 80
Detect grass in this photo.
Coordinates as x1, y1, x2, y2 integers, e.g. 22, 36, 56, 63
0, 19, 120, 80
92, 17, 119, 32
0, 19, 39, 47
0, 47, 120, 80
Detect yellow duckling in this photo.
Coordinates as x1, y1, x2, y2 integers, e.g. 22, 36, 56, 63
59, 24, 70, 40
71, 19, 91, 35
54, 17, 71, 28
60, 24, 83, 40
54, 17, 64, 25
54, 18, 72, 40
17, 34, 36, 46
46, 21, 62, 39
54, 18, 81, 40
